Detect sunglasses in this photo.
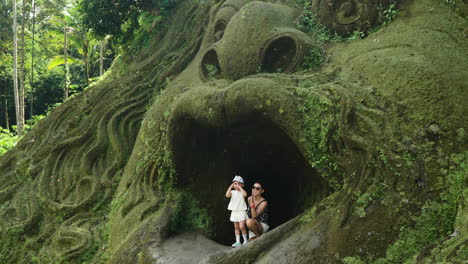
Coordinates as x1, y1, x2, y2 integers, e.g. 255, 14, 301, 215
252, 186, 262, 191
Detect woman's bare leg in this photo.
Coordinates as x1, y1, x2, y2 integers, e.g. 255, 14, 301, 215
246, 219, 264, 240
253, 220, 264, 237
246, 219, 256, 234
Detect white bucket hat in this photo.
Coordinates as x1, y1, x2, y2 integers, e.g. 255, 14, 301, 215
232, 175, 244, 184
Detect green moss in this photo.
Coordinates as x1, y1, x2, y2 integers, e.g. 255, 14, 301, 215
299, 206, 317, 224
343, 256, 366, 264
293, 0, 400, 43
292, 0, 339, 42
354, 182, 389, 217
302, 48, 325, 70
170, 188, 214, 239
344, 151, 466, 264
295, 87, 343, 190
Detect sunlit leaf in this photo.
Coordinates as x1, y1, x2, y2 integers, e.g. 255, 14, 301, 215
47, 55, 81, 70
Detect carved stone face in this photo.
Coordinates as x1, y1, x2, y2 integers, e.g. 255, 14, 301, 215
167, 0, 328, 246
200, 0, 316, 80
131, 0, 465, 262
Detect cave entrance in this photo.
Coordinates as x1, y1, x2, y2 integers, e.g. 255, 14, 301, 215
170, 114, 328, 245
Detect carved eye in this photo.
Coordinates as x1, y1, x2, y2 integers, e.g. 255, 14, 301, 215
311, 0, 383, 36
261, 36, 299, 73
213, 20, 227, 42
201, 49, 223, 80
335, 0, 363, 24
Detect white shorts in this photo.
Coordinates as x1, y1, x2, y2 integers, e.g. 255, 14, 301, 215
249, 222, 269, 238
230, 210, 248, 222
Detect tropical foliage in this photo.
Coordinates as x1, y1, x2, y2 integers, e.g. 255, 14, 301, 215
0, 0, 166, 140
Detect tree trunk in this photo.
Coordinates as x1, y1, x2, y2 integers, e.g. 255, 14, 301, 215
100, 40, 104, 76
83, 32, 89, 86
3, 78, 9, 130
19, 0, 26, 121
64, 23, 69, 100
30, 0, 36, 117
12, 0, 22, 135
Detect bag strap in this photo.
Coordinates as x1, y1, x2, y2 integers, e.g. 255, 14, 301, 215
255, 199, 266, 209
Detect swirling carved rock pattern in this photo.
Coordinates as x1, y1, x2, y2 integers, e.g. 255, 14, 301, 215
0, 2, 208, 263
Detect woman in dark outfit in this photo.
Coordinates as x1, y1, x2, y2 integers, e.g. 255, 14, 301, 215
246, 181, 269, 241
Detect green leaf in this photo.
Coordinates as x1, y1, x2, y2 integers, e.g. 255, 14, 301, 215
47, 56, 81, 70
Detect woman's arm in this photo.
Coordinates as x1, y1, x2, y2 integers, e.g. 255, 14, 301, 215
250, 200, 268, 219
225, 183, 234, 198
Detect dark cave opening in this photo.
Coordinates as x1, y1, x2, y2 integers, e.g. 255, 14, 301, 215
169, 114, 327, 245
201, 49, 223, 80
261, 36, 297, 73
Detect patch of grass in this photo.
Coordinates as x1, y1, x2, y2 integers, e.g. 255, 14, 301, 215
0, 127, 18, 156
302, 48, 325, 70
0, 115, 46, 157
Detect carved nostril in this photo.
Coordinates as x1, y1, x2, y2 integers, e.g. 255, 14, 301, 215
201, 49, 223, 80
261, 36, 298, 73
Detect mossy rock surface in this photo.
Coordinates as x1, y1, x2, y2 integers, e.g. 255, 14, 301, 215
0, 0, 467, 263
